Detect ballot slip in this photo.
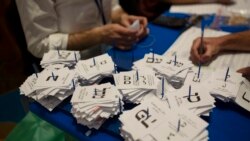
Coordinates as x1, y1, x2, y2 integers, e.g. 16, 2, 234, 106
113, 70, 159, 103
119, 96, 209, 141
40, 50, 80, 68
20, 68, 76, 111
71, 83, 123, 129
75, 54, 115, 85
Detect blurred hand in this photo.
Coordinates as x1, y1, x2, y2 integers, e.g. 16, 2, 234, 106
217, 0, 234, 5
101, 23, 138, 50
190, 37, 223, 64
120, 14, 149, 42
237, 67, 250, 81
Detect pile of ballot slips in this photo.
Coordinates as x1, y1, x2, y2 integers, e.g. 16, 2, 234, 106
113, 69, 159, 104
75, 54, 115, 85
40, 50, 81, 69
133, 53, 193, 89
119, 96, 209, 141
20, 68, 76, 111
71, 83, 123, 129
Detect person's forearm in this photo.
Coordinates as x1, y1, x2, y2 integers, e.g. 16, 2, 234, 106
162, 0, 217, 4
67, 27, 104, 50
218, 31, 250, 52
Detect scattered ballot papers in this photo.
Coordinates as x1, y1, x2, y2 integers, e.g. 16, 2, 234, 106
113, 70, 158, 103
119, 96, 209, 141
40, 50, 80, 69
20, 68, 76, 111
75, 54, 115, 85
71, 83, 123, 129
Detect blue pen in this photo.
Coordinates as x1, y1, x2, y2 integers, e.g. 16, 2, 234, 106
114, 64, 118, 74
224, 67, 230, 82
52, 72, 56, 81
150, 48, 155, 62
72, 80, 75, 90
162, 78, 165, 99
177, 119, 181, 132
199, 18, 205, 55
174, 54, 177, 66
74, 52, 78, 62
136, 70, 139, 81
198, 62, 201, 79
57, 48, 60, 56
93, 57, 96, 66
32, 63, 39, 78
189, 85, 191, 99
119, 98, 122, 113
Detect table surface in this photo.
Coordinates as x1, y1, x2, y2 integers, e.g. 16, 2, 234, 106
30, 12, 250, 141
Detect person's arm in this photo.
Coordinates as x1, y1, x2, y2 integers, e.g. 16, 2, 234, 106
162, 0, 233, 4
190, 30, 250, 64
16, 0, 69, 58
217, 30, 250, 52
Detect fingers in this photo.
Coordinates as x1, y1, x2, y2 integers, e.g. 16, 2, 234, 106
190, 37, 202, 64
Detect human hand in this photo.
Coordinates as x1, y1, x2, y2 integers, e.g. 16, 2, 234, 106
190, 37, 223, 64
217, 0, 234, 5
237, 67, 250, 81
100, 23, 139, 50
120, 14, 149, 41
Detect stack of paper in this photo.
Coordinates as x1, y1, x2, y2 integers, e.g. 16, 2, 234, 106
75, 54, 115, 85
113, 70, 159, 103
20, 68, 76, 111
206, 68, 244, 102
152, 56, 193, 89
119, 96, 209, 141
40, 50, 81, 69
71, 83, 123, 129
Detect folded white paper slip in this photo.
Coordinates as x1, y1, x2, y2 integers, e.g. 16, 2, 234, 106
75, 53, 114, 84
40, 50, 80, 68
119, 96, 208, 141
235, 79, 250, 112
71, 83, 123, 129
207, 68, 244, 102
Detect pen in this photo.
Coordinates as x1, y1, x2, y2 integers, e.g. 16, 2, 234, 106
72, 80, 75, 90
93, 57, 96, 66
177, 119, 181, 132
136, 70, 139, 81
57, 48, 61, 56
52, 72, 56, 81
150, 48, 155, 62
224, 67, 230, 82
199, 18, 205, 55
162, 78, 165, 99
197, 62, 201, 79
188, 85, 191, 99
32, 63, 39, 78
74, 52, 78, 62
174, 54, 177, 66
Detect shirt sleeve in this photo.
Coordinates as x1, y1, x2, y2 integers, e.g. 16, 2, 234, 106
16, 0, 68, 58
